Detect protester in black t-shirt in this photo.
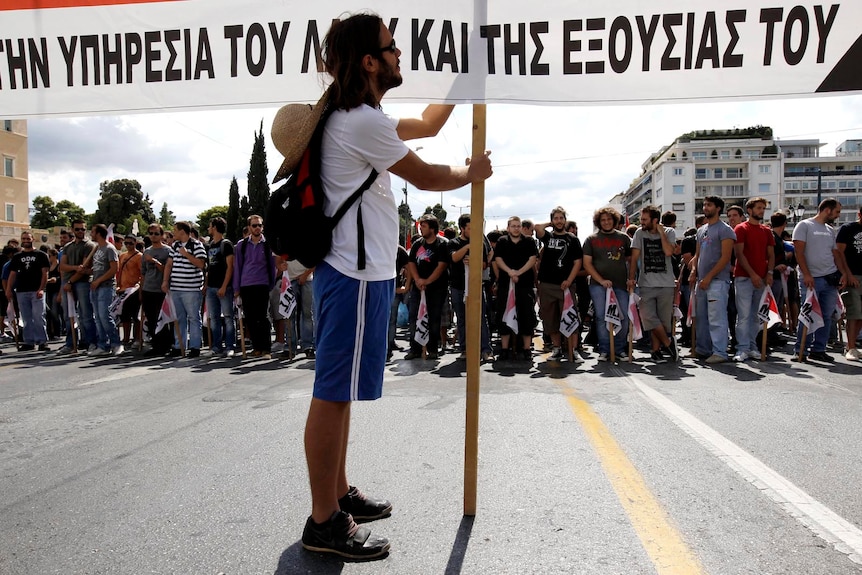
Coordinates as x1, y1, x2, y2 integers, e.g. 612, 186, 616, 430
493, 216, 539, 360
449, 214, 493, 361
205, 217, 236, 357
5, 232, 50, 351
405, 215, 450, 360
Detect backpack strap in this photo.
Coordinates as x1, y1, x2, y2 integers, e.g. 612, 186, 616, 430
238, 236, 274, 287
329, 168, 378, 271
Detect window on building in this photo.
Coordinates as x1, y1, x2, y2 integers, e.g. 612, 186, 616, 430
720, 151, 731, 159
714, 168, 723, 179
695, 168, 707, 179
673, 167, 684, 176
758, 165, 771, 174
726, 168, 743, 178
3, 120, 11, 132
758, 183, 771, 193
5, 204, 13, 222
3, 157, 13, 178
655, 168, 663, 180
672, 203, 685, 211
746, 151, 761, 159
656, 187, 663, 198
692, 152, 707, 160
673, 185, 685, 195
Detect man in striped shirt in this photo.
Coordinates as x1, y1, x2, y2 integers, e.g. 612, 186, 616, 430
162, 221, 207, 358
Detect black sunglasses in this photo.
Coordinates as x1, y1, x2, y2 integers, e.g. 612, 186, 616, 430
73, 227, 85, 232
378, 39, 397, 54
148, 231, 161, 236
250, 223, 263, 228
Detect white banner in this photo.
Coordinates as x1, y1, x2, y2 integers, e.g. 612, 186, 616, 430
2, 0, 861, 118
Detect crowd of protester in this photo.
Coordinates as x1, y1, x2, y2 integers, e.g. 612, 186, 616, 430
2, 196, 860, 366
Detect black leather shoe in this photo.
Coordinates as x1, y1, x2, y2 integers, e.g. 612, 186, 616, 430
339, 486, 392, 521
302, 510, 389, 560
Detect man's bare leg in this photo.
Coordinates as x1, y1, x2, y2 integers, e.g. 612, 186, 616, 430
305, 397, 351, 523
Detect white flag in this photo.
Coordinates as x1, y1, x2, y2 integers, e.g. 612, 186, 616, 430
106, 223, 115, 245
414, 290, 430, 346
560, 288, 580, 338
109, 286, 138, 321
604, 288, 623, 330
502, 279, 519, 334
686, 287, 696, 327
65, 291, 76, 320
627, 292, 644, 341
278, 275, 296, 318
798, 288, 825, 332
155, 292, 177, 334
756, 287, 782, 327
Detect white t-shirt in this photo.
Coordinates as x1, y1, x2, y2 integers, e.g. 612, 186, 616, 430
321, 105, 409, 281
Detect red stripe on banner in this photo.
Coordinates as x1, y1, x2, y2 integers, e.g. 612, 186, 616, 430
0, 0, 179, 11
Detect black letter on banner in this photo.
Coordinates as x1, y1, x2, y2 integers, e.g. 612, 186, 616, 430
503, 23, 526, 75
723, 10, 745, 68
661, 13, 682, 70
224, 24, 243, 77
269, 22, 289, 74
165, 29, 181, 81
413, 19, 435, 71
784, 6, 809, 65
81, 34, 100, 86
636, 15, 659, 72
480, 24, 501, 74
530, 21, 549, 75
461, 22, 469, 73
562, 20, 582, 74
684, 12, 695, 69
125, 33, 142, 84
302, 20, 323, 73
29, 38, 50, 88
3, 39, 28, 89
609, 16, 632, 73
386, 17, 399, 36
246, 23, 266, 76
59, 36, 77, 87
437, 20, 459, 72
184, 28, 191, 80
695, 11, 719, 69
145, 31, 162, 82
814, 5, 839, 63
760, 8, 783, 66
102, 33, 122, 84
195, 28, 214, 79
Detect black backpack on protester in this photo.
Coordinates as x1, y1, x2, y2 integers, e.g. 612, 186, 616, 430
266, 105, 378, 270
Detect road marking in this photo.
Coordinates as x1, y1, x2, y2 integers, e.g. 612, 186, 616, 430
78, 366, 155, 386
557, 382, 707, 575
631, 376, 862, 565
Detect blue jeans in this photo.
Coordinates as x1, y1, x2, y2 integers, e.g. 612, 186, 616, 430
695, 279, 731, 358
16, 291, 48, 345
205, 286, 235, 352
290, 279, 314, 351
91, 284, 120, 350
451, 287, 492, 353
588, 284, 629, 355
734, 277, 764, 354
794, 276, 838, 354
65, 281, 97, 348
172, 290, 203, 351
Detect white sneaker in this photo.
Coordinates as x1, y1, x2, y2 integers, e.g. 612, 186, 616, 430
597, 353, 609, 362
571, 351, 585, 364
733, 352, 749, 362
271, 342, 284, 353
112, 345, 125, 356
89, 347, 110, 356
224, 349, 235, 358
86, 343, 98, 354
845, 348, 860, 361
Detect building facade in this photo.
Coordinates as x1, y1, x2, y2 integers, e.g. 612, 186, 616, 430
1, 119, 30, 243
620, 129, 862, 231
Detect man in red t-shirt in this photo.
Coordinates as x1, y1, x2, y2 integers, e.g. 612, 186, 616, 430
732, 197, 775, 361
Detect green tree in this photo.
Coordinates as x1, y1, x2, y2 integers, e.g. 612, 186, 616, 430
398, 200, 414, 247
196, 205, 229, 233
424, 203, 450, 228
91, 179, 156, 229
31, 196, 62, 229
56, 200, 85, 225
239, 195, 251, 230
159, 202, 175, 229
247, 120, 270, 217
226, 177, 241, 241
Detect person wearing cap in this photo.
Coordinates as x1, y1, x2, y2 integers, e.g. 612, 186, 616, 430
273, 13, 493, 560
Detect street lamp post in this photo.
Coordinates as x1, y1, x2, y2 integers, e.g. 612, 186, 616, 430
451, 204, 471, 215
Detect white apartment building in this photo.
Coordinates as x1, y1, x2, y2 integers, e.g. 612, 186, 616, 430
620, 128, 862, 231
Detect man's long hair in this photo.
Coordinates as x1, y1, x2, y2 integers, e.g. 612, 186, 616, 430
323, 13, 383, 111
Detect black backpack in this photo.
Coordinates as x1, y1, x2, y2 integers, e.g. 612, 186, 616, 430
266, 107, 378, 270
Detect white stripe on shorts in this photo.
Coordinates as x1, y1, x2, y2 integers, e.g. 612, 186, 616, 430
350, 280, 368, 401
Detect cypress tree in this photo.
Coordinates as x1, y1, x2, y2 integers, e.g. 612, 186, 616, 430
247, 120, 270, 217
227, 176, 241, 241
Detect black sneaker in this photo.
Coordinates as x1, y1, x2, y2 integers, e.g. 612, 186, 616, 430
19, 344, 35, 351
38, 343, 51, 352
338, 486, 392, 521
650, 351, 667, 363
167, 348, 183, 358
187, 348, 201, 358
809, 351, 834, 362
520, 350, 532, 361
404, 351, 422, 360
549, 347, 563, 360
664, 340, 679, 363
302, 510, 390, 560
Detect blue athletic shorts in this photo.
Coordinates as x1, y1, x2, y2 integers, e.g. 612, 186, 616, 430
312, 261, 394, 401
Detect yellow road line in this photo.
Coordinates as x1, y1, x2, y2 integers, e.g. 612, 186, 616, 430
558, 383, 707, 575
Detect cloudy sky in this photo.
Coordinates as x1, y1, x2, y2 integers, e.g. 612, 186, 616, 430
27, 92, 862, 232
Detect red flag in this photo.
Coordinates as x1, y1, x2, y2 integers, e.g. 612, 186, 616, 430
604, 288, 622, 330
560, 289, 579, 338
798, 288, 825, 332
502, 279, 519, 333
627, 292, 643, 340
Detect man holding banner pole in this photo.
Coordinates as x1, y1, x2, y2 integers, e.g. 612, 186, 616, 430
277, 13, 492, 560
792, 198, 846, 362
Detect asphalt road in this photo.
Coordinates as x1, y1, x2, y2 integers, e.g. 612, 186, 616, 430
1, 337, 862, 575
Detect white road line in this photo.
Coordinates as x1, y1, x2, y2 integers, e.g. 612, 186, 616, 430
630, 376, 862, 565
78, 366, 156, 387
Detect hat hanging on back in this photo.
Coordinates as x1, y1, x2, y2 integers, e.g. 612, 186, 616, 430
271, 88, 330, 183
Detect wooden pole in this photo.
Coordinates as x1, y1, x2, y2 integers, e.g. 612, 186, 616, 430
464, 103, 486, 516
798, 326, 808, 362
761, 320, 768, 360
609, 323, 615, 363
627, 289, 634, 362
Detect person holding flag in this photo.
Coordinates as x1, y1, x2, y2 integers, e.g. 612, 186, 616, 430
731, 197, 775, 362
792, 198, 846, 362
404, 214, 450, 361
141, 223, 174, 357
835, 205, 862, 361
628, 206, 679, 363
583, 207, 631, 362
493, 216, 539, 361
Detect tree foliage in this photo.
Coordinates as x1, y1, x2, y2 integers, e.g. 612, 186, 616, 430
91, 179, 156, 233
398, 201, 414, 247
239, 196, 251, 231
226, 177, 241, 241
196, 205, 229, 233
159, 202, 175, 229
30, 196, 86, 229
424, 203, 451, 228
247, 120, 270, 217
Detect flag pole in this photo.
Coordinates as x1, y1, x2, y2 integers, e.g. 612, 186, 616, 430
761, 318, 768, 360
464, 103, 486, 517
798, 326, 808, 362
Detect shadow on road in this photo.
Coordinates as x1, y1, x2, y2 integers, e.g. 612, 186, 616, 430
444, 515, 474, 575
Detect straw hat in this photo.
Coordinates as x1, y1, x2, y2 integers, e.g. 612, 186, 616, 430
271, 89, 330, 183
